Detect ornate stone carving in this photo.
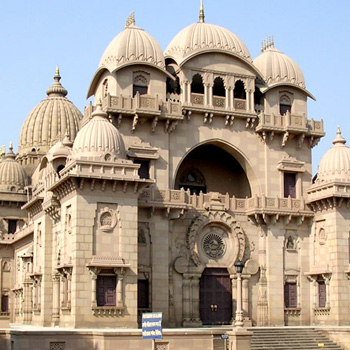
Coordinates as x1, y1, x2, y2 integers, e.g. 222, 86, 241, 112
49, 343, 65, 350
202, 232, 225, 259
187, 211, 246, 266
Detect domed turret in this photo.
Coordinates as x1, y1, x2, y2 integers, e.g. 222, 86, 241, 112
0, 143, 27, 193
253, 38, 314, 98
317, 127, 350, 183
18, 68, 83, 174
99, 13, 165, 73
165, 4, 251, 66
72, 102, 124, 160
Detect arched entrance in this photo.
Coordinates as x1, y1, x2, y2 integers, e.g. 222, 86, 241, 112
175, 143, 252, 197
200, 268, 232, 325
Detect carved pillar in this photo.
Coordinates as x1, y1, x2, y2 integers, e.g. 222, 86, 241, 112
52, 272, 60, 325
246, 89, 250, 111
67, 273, 71, 309
208, 84, 213, 107
325, 276, 331, 308
187, 81, 191, 104
231, 88, 235, 111
37, 277, 41, 311
231, 275, 237, 322
60, 275, 66, 308
115, 268, 125, 308
32, 280, 37, 310
313, 279, 317, 308
192, 274, 202, 326
204, 84, 208, 106
242, 277, 249, 318
250, 90, 255, 112
90, 273, 97, 308
182, 274, 191, 325
225, 87, 231, 109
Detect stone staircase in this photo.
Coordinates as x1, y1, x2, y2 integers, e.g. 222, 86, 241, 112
249, 327, 343, 350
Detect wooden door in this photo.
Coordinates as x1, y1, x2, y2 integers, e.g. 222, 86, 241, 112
200, 268, 232, 325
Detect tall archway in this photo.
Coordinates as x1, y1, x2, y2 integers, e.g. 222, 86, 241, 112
175, 143, 251, 197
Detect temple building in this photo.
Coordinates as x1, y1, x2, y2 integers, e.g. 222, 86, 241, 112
1, 5, 350, 339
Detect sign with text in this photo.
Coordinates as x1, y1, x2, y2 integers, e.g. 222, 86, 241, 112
142, 312, 162, 340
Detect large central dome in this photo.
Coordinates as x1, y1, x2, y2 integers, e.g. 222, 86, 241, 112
165, 20, 252, 66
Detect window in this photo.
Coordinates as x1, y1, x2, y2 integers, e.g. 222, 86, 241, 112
134, 160, 150, 179
8, 219, 17, 234
318, 281, 326, 308
234, 80, 246, 99
191, 74, 204, 94
138, 279, 149, 309
97, 276, 116, 307
213, 77, 225, 97
280, 94, 292, 115
1, 295, 9, 313
178, 168, 206, 195
133, 73, 149, 97
284, 282, 297, 308
284, 173, 296, 198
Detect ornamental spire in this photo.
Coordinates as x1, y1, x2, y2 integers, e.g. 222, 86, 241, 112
126, 11, 135, 27
199, 0, 205, 23
332, 125, 346, 145
46, 66, 68, 97
261, 36, 274, 52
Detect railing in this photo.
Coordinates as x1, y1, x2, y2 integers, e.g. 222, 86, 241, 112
234, 99, 246, 110
191, 93, 204, 105
138, 189, 308, 212
213, 96, 225, 108
257, 112, 324, 135
98, 93, 183, 118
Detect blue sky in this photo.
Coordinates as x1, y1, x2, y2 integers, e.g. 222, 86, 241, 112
1, 0, 349, 174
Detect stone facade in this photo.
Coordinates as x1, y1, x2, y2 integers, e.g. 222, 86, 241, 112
1, 6, 349, 334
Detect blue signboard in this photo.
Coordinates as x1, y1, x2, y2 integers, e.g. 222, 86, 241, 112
142, 312, 162, 340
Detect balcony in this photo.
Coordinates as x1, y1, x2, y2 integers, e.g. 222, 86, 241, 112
256, 111, 325, 147
138, 189, 313, 224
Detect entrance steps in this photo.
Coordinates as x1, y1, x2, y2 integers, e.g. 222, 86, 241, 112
249, 327, 343, 350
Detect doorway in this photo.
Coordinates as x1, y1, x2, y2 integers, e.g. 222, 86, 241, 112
200, 268, 232, 325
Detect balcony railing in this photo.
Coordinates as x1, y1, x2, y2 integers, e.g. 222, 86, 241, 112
138, 188, 309, 214
234, 99, 246, 110
191, 92, 204, 106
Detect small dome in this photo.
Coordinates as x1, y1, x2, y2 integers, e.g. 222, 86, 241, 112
0, 144, 27, 192
254, 41, 305, 89
165, 18, 252, 66
45, 135, 73, 163
18, 68, 83, 159
72, 103, 124, 159
99, 13, 165, 72
317, 127, 350, 183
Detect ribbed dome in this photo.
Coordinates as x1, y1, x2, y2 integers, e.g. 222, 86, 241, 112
0, 145, 27, 192
72, 104, 124, 158
99, 14, 165, 72
165, 22, 252, 66
18, 68, 83, 158
254, 43, 305, 89
317, 127, 350, 183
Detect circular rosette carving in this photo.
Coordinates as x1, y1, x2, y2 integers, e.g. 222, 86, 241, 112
98, 207, 117, 232
187, 211, 246, 267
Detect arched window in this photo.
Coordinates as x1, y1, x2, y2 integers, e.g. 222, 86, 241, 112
234, 80, 246, 100
280, 94, 292, 115
133, 74, 148, 97
166, 76, 180, 95
191, 74, 204, 94
102, 79, 108, 98
213, 77, 225, 97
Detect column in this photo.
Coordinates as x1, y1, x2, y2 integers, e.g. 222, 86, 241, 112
231, 88, 235, 111
235, 272, 243, 327
32, 280, 37, 310
192, 274, 202, 326
313, 279, 317, 309
204, 84, 208, 105
60, 275, 66, 308
231, 275, 237, 322
225, 87, 231, 109
52, 272, 60, 325
242, 277, 249, 318
90, 272, 97, 308
246, 89, 250, 111
208, 84, 213, 107
116, 268, 125, 308
37, 278, 41, 311
182, 274, 191, 325
250, 90, 255, 111
67, 273, 71, 309
325, 276, 331, 308
187, 81, 191, 104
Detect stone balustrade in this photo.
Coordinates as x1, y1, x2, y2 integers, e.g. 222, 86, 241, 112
257, 111, 324, 136
138, 188, 310, 215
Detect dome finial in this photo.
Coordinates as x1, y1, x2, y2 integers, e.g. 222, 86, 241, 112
126, 11, 135, 27
261, 36, 274, 52
46, 67, 68, 97
333, 125, 346, 145
199, 0, 205, 23
9, 141, 13, 152
0, 145, 5, 158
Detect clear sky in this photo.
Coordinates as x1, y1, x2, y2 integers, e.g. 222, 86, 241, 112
1, 0, 349, 174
